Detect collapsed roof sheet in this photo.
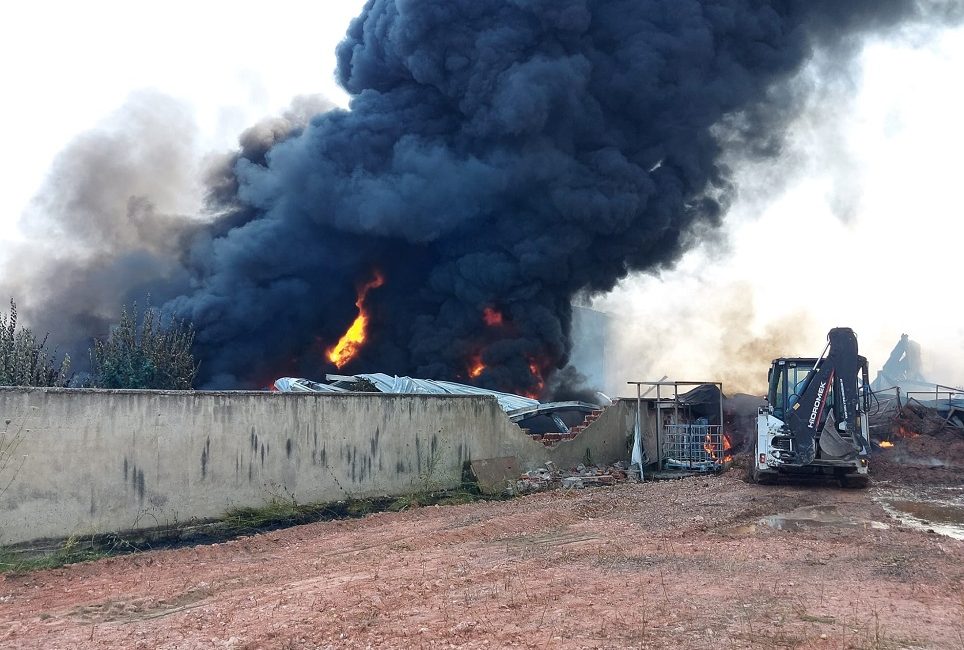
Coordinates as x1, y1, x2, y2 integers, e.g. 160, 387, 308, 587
273, 373, 539, 413
273, 377, 346, 393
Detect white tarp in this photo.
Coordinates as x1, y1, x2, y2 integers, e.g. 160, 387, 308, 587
273, 377, 347, 393
273, 372, 539, 413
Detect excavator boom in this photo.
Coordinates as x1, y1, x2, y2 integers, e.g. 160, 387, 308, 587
751, 327, 871, 487
784, 327, 861, 464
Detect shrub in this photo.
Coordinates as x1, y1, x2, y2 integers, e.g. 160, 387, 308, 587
0, 299, 70, 387
90, 303, 197, 390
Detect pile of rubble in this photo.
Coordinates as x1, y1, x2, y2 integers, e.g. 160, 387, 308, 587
892, 400, 964, 436
870, 398, 964, 485
513, 460, 636, 494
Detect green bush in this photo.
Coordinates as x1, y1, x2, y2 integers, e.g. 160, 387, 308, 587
90, 303, 197, 390
0, 299, 70, 387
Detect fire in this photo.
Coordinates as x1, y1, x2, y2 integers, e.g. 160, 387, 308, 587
464, 353, 547, 397
482, 307, 503, 327
704, 434, 716, 460
895, 423, 919, 439
703, 432, 733, 463
326, 271, 385, 369
468, 354, 485, 379
523, 359, 546, 400
879, 440, 895, 448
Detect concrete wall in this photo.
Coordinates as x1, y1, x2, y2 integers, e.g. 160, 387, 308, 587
543, 399, 638, 468
591, 399, 657, 467
0, 388, 633, 546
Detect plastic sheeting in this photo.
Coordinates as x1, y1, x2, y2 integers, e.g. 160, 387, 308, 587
273, 377, 346, 393
273, 373, 540, 413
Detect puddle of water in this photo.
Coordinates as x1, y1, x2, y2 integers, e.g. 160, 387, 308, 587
877, 496, 964, 541
886, 500, 964, 526
759, 505, 889, 532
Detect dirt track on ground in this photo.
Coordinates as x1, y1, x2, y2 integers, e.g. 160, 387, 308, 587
1, 470, 963, 649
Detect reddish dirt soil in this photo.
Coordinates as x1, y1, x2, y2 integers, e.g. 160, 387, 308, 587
2, 470, 963, 649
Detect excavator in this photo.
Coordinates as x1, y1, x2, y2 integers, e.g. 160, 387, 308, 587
749, 327, 871, 488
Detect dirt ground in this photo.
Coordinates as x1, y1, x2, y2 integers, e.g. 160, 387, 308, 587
1, 467, 963, 649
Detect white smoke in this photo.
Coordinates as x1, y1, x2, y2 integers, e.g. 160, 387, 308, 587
595, 27, 964, 395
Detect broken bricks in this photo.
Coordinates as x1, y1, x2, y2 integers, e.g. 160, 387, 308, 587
513, 460, 633, 494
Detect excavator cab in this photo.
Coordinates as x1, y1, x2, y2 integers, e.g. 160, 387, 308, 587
768, 358, 822, 421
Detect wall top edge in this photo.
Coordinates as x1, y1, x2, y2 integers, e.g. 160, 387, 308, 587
0, 386, 499, 401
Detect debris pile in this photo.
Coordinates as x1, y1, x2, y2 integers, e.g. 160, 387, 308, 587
870, 399, 964, 485
513, 461, 634, 494
892, 401, 964, 437
724, 393, 767, 452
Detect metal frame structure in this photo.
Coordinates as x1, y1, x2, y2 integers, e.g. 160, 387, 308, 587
872, 383, 964, 407
627, 380, 726, 472
872, 383, 964, 434
904, 384, 964, 406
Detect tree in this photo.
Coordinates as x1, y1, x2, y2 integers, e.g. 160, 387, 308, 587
0, 299, 71, 387
90, 303, 197, 390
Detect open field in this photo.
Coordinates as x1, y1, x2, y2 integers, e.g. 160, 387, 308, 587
1, 469, 963, 649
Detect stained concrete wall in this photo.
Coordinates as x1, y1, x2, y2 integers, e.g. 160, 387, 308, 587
0, 388, 634, 546
543, 399, 637, 468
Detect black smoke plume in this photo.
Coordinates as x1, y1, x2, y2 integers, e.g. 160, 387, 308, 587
10, 1, 960, 394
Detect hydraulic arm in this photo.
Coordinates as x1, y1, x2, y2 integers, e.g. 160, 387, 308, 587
784, 327, 862, 464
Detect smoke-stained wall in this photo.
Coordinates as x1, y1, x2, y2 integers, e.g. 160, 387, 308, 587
0, 387, 633, 546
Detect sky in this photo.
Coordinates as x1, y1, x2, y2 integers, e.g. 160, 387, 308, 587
1, 1, 962, 395
0, 0, 365, 238
595, 25, 964, 394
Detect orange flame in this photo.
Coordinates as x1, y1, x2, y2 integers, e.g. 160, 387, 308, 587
895, 424, 919, 439
482, 307, 503, 327
327, 271, 385, 369
468, 354, 485, 379
523, 359, 546, 400
704, 432, 733, 463
704, 434, 717, 461
879, 440, 894, 448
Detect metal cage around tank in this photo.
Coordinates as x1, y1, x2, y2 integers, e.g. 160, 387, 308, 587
627, 380, 729, 475
661, 422, 727, 471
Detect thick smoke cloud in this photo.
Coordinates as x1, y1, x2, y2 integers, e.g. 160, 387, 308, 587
165, 0, 943, 392
6, 2, 955, 395
0, 92, 333, 369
